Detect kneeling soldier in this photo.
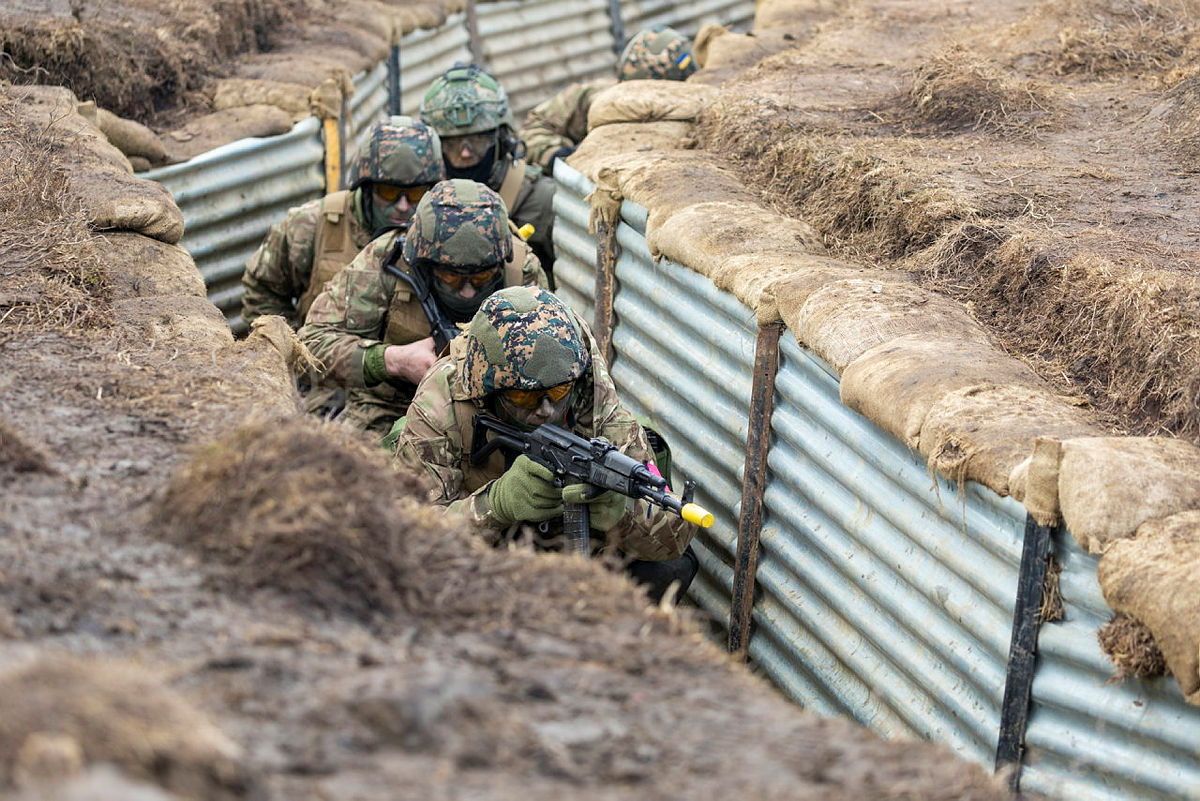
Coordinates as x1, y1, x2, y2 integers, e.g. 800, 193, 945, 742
394, 286, 699, 602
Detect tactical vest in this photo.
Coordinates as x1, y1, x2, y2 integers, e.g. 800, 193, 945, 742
297, 190, 362, 320
497, 158, 528, 212
382, 232, 529, 348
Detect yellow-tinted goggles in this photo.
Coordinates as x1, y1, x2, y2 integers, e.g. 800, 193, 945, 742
432, 266, 500, 290
374, 183, 428, 204
503, 382, 573, 409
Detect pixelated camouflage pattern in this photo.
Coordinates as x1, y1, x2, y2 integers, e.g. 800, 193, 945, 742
298, 228, 547, 432
393, 308, 695, 560
520, 78, 614, 168
420, 64, 516, 137
346, 116, 445, 190
402, 179, 513, 269
458, 287, 589, 398
618, 26, 697, 82
241, 191, 372, 328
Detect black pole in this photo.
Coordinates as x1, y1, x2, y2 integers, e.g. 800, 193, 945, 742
387, 42, 401, 116
995, 514, 1054, 790
607, 0, 625, 54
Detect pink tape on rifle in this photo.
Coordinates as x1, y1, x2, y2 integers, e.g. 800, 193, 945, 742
646, 460, 670, 492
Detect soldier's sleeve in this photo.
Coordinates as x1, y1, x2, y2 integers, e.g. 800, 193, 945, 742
393, 362, 500, 533
520, 245, 549, 288
297, 236, 397, 388
241, 203, 319, 328
592, 357, 696, 561
520, 82, 596, 168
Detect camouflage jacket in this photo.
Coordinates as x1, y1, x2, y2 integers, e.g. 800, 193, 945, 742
298, 229, 546, 428
241, 191, 372, 328
394, 313, 694, 561
520, 78, 615, 169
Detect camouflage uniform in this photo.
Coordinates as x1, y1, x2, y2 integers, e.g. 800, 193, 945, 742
520, 27, 697, 168
241, 116, 445, 329
420, 64, 557, 285
299, 180, 547, 435
394, 286, 694, 562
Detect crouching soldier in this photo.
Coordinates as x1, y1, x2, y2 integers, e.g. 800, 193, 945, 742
298, 179, 547, 436
394, 286, 700, 602
241, 116, 445, 330
520, 26, 697, 170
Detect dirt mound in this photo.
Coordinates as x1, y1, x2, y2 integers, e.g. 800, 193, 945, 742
1098, 613, 1168, 678
0, 655, 262, 799
902, 45, 1053, 135
0, 420, 54, 476
1043, 0, 1200, 77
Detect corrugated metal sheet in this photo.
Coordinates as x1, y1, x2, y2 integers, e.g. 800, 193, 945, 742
620, 0, 756, 37
348, 61, 389, 158
551, 159, 1200, 801
475, 0, 618, 118
396, 14, 473, 116
142, 119, 325, 333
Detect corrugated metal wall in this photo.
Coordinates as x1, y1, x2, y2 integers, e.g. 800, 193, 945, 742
620, 0, 755, 38
552, 160, 1200, 801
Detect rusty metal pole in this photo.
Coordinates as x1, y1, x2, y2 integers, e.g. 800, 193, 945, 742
465, 0, 486, 67
593, 218, 618, 367
728, 320, 785, 659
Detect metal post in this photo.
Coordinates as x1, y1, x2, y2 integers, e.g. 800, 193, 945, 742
465, 0, 486, 67
728, 320, 785, 659
387, 42, 402, 116
995, 514, 1054, 789
607, 0, 626, 54
593, 218, 618, 367
322, 117, 342, 192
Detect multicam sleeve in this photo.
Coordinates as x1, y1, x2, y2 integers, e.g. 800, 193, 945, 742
393, 362, 500, 532
520, 244, 549, 288
241, 203, 320, 328
520, 82, 598, 168
297, 236, 397, 389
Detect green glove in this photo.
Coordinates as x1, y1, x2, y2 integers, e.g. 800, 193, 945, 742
488, 455, 563, 526
561, 484, 628, 532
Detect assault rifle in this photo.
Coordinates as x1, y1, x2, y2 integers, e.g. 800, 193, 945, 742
381, 241, 459, 352
470, 414, 714, 555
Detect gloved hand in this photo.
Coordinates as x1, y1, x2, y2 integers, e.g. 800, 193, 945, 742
549, 145, 576, 165
561, 484, 628, 532
487, 455, 562, 526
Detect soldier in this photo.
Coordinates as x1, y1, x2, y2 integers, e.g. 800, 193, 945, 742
241, 116, 444, 329
394, 286, 699, 603
299, 179, 548, 436
419, 64, 558, 286
521, 26, 697, 170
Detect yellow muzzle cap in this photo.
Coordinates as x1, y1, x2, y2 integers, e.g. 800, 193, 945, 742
681, 503, 714, 528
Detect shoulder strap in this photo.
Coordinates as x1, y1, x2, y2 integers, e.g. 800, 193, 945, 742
298, 191, 357, 319
504, 224, 528, 286
497, 158, 527, 211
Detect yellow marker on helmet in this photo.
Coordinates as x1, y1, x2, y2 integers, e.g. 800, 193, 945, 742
681, 502, 715, 528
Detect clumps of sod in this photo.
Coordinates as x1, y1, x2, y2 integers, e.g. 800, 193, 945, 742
1050, 0, 1200, 76
905, 45, 1052, 135
150, 417, 661, 632
0, 86, 106, 333
1098, 612, 1168, 678
0, 419, 55, 475
0, 654, 262, 799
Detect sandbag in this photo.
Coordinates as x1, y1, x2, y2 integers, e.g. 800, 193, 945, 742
1098, 511, 1200, 703
791, 279, 987, 372
213, 78, 313, 122
756, 0, 842, 29
587, 80, 717, 129
760, 262, 902, 326
568, 120, 694, 182
648, 201, 825, 280
164, 105, 293, 163
95, 108, 168, 165
95, 232, 207, 299
918, 383, 1098, 496
1055, 437, 1200, 553
839, 333, 1042, 448
112, 295, 234, 353
72, 171, 185, 244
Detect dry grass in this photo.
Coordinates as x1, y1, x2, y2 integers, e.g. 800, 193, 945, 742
0, 85, 106, 336
905, 46, 1053, 135
1045, 0, 1200, 75
1098, 612, 1168, 678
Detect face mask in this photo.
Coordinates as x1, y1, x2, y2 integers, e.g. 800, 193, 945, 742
430, 267, 504, 323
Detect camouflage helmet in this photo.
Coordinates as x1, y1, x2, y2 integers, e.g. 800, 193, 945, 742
347, 116, 445, 190
402, 178, 513, 270
419, 63, 517, 137
459, 286, 590, 399
618, 26, 697, 81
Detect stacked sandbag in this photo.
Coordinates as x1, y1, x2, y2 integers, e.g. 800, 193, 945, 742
77, 102, 170, 172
